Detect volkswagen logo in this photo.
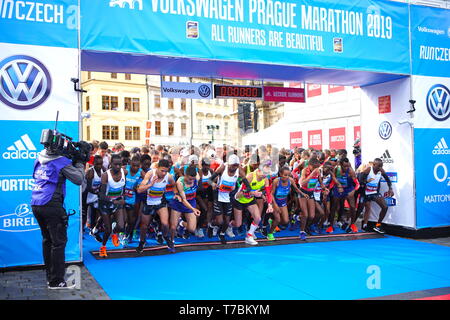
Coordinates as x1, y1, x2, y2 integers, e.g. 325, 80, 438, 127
379, 121, 392, 140
198, 84, 211, 98
427, 84, 450, 121
0, 55, 52, 110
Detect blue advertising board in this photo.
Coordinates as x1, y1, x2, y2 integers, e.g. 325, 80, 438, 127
415, 128, 450, 228
411, 5, 450, 77
0, 120, 80, 267
0, 0, 79, 49
80, 0, 411, 75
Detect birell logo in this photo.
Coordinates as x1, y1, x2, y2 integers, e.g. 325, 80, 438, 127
0, 203, 39, 232
0, 55, 52, 110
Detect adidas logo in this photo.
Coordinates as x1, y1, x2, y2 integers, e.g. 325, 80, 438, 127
380, 150, 394, 164
2, 134, 38, 160
432, 137, 450, 155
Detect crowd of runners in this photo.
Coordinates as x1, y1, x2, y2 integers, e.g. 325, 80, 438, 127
82, 141, 394, 257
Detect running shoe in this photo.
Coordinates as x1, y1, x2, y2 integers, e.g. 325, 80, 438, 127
212, 225, 219, 237
275, 226, 281, 232
89, 227, 98, 236
267, 233, 275, 241
118, 232, 126, 246
362, 224, 370, 232
225, 226, 235, 238
197, 228, 205, 238
261, 225, 268, 237
99, 246, 107, 258
373, 224, 385, 234
136, 242, 144, 254
112, 222, 117, 232
350, 224, 358, 233
207, 224, 214, 238
122, 237, 129, 248
94, 233, 103, 243
299, 231, 307, 241
218, 233, 227, 244
132, 230, 139, 241
340, 222, 349, 231
90, 228, 102, 243
111, 234, 119, 247
48, 281, 76, 290
326, 226, 334, 234
156, 232, 164, 245
166, 238, 176, 253
177, 222, 186, 238
245, 235, 258, 245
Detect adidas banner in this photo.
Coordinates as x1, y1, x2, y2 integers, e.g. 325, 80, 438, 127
412, 75, 450, 228
0, 120, 81, 268
360, 78, 415, 228
415, 129, 450, 228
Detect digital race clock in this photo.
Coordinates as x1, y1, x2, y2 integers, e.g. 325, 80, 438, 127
213, 85, 263, 99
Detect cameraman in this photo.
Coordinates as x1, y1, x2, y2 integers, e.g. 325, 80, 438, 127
31, 138, 91, 289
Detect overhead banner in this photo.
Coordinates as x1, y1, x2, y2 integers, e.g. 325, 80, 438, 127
0, 0, 81, 267
329, 127, 346, 149
263, 86, 305, 102
80, 0, 410, 75
161, 81, 212, 99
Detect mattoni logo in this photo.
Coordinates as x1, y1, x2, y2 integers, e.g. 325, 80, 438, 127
426, 84, 450, 121
378, 121, 392, 140
2, 134, 38, 160
433, 137, 450, 155
0, 55, 51, 110
380, 150, 394, 164
109, 0, 143, 10
0, 203, 39, 232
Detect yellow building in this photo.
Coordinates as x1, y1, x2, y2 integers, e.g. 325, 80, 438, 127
81, 71, 149, 150
80, 72, 240, 149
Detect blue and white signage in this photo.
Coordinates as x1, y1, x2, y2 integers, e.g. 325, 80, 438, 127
80, 0, 411, 75
0, 120, 81, 267
411, 5, 450, 77
415, 128, 450, 228
0, 55, 52, 110
161, 81, 212, 99
426, 84, 450, 122
378, 121, 392, 140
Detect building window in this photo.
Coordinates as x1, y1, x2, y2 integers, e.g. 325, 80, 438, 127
155, 121, 161, 136
125, 74, 131, 80
168, 122, 174, 136
125, 126, 140, 140
181, 123, 187, 136
181, 99, 186, 111
168, 99, 174, 110
111, 73, 117, 79
86, 126, 90, 141
86, 96, 90, 111
224, 122, 228, 136
124, 97, 140, 112
102, 125, 119, 140
197, 119, 203, 134
154, 95, 161, 109
102, 96, 118, 111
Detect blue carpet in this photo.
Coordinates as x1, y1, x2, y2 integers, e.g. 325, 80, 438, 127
82, 232, 450, 300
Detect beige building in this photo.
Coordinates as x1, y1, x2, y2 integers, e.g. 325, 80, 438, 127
81, 72, 149, 150
80, 72, 239, 149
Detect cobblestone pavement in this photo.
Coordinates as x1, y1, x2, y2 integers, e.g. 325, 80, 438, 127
1, 237, 449, 300
0, 264, 110, 300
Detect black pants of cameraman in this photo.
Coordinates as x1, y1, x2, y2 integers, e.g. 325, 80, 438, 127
31, 205, 68, 286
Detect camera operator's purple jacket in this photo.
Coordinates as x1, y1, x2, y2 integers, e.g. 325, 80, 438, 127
31, 150, 85, 206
